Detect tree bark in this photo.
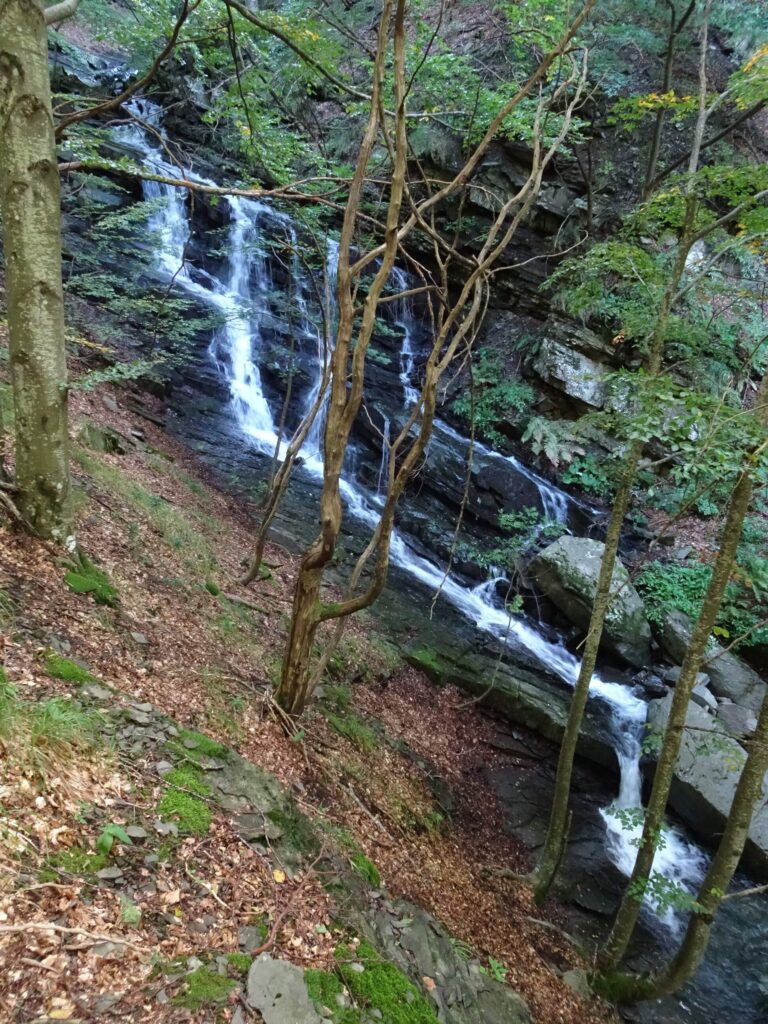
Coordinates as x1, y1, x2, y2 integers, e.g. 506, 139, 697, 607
0, 0, 73, 544
596, 368, 768, 976
531, 450, 639, 902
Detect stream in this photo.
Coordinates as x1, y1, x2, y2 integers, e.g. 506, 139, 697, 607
114, 103, 767, 1022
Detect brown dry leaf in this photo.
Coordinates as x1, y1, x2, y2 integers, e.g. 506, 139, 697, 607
422, 976, 436, 992
161, 888, 181, 906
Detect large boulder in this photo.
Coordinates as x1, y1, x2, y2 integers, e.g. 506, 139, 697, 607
533, 337, 608, 408
530, 537, 652, 668
657, 610, 766, 712
647, 694, 768, 878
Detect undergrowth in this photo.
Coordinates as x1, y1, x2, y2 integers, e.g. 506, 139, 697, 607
0, 669, 103, 781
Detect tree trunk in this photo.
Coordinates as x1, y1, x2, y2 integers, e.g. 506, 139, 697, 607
595, 370, 768, 976
0, 0, 73, 544
646, 687, 768, 996
531, 449, 639, 902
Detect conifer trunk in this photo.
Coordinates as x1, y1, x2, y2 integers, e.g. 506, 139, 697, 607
0, 0, 73, 544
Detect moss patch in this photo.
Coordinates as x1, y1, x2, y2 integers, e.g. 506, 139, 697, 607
325, 712, 379, 751
407, 647, 447, 683
164, 765, 212, 797
168, 728, 230, 764
172, 966, 236, 1009
157, 789, 212, 835
266, 805, 320, 857
306, 942, 437, 1023
44, 653, 96, 685
44, 846, 109, 879
337, 941, 437, 1023
350, 852, 381, 888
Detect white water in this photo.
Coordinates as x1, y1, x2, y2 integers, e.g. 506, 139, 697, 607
122, 107, 707, 931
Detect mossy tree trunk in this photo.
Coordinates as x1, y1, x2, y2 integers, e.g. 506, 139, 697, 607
0, 0, 73, 544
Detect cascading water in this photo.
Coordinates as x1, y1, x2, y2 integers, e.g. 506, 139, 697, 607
123, 106, 710, 932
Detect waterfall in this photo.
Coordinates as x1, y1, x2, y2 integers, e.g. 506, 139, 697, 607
302, 238, 339, 457
122, 106, 709, 931
376, 417, 391, 497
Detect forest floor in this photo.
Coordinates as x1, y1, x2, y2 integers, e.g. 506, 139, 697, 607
0, 371, 617, 1024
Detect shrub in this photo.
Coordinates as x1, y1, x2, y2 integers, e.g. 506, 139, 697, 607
453, 351, 534, 446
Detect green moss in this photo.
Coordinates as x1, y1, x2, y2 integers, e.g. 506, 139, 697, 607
47, 846, 109, 878
226, 953, 252, 974
350, 852, 381, 888
179, 729, 230, 761
326, 712, 378, 751
167, 728, 231, 765
173, 966, 236, 1009
44, 653, 95, 685
336, 941, 437, 1023
407, 647, 446, 683
204, 578, 221, 597
305, 969, 362, 1022
157, 790, 212, 835
164, 765, 212, 797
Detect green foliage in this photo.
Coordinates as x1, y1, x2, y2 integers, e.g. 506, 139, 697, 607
45, 652, 96, 685
453, 352, 534, 447
95, 823, 133, 856
0, 674, 103, 780
523, 417, 585, 468
64, 551, 119, 607
561, 454, 615, 497
460, 508, 563, 584
636, 561, 711, 627
480, 957, 508, 984
637, 549, 768, 650
628, 872, 703, 914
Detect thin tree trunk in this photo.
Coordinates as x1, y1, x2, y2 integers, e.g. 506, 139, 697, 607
598, 463, 756, 968
531, 451, 639, 901
607, 685, 768, 1002
596, 370, 768, 972
642, 0, 696, 199
0, 0, 73, 544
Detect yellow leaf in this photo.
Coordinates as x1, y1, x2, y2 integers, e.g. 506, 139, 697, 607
273, 869, 286, 884
49, 1007, 75, 1020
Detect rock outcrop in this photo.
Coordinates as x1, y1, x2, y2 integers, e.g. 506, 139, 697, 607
656, 610, 766, 713
647, 693, 768, 878
530, 537, 652, 668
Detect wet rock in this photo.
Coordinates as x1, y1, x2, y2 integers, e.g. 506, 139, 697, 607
656, 610, 766, 711
647, 694, 768, 877
246, 954, 322, 1023
530, 537, 652, 667
126, 825, 148, 840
